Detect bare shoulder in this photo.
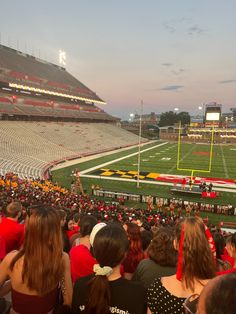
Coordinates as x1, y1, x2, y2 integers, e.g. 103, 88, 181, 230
62, 252, 70, 264
161, 274, 177, 285
2, 250, 19, 264
161, 275, 182, 295
62, 251, 69, 259
0, 250, 19, 276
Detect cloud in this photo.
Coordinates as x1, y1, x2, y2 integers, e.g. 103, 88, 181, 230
219, 79, 236, 84
187, 24, 204, 35
162, 63, 173, 67
171, 68, 185, 75
162, 22, 176, 33
163, 18, 205, 37
160, 85, 184, 91
162, 63, 186, 75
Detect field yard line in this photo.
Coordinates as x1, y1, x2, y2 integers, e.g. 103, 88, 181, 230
51, 140, 155, 171
80, 174, 236, 193
80, 142, 169, 175
167, 143, 197, 174
220, 144, 229, 178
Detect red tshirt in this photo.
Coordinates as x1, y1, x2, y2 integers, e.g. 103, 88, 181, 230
0, 235, 6, 260
66, 229, 78, 239
221, 248, 234, 267
70, 244, 97, 282
0, 218, 24, 253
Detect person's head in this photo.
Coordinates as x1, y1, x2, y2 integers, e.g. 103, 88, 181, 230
123, 222, 144, 269
6, 201, 22, 219
175, 217, 216, 291
226, 233, 236, 260
79, 215, 97, 237
93, 224, 129, 268
10, 205, 64, 296
66, 218, 74, 231
123, 222, 142, 244
148, 227, 177, 267
85, 224, 129, 314
197, 273, 236, 314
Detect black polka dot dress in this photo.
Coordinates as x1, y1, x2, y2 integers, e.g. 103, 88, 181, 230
147, 278, 185, 314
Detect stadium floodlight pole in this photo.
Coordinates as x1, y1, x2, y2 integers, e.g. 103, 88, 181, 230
137, 100, 143, 188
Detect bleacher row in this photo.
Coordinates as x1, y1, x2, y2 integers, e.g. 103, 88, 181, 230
0, 121, 146, 178
0, 44, 102, 101
0, 94, 114, 121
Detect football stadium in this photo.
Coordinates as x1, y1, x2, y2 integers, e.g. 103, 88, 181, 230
0, 44, 236, 217
0, 39, 236, 312
2, 1, 236, 313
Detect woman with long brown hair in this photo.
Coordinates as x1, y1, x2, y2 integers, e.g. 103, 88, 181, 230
123, 222, 145, 279
0, 205, 72, 314
147, 217, 216, 314
71, 224, 147, 314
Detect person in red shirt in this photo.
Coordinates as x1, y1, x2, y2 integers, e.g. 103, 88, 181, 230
70, 215, 97, 282
0, 202, 24, 254
181, 177, 187, 190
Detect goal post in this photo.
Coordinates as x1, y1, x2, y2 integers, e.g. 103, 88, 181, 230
177, 121, 215, 179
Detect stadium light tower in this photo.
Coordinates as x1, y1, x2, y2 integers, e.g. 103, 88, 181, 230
198, 104, 205, 123
59, 50, 66, 67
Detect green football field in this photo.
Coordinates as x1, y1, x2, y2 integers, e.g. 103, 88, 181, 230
52, 141, 236, 211
88, 141, 236, 179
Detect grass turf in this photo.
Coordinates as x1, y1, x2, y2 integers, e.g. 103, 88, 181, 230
52, 141, 236, 224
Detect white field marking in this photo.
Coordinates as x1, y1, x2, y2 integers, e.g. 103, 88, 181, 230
167, 144, 197, 174
132, 163, 138, 166
155, 153, 160, 155
142, 159, 149, 161
230, 148, 236, 151
80, 142, 169, 175
220, 145, 229, 178
161, 157, 171, 161
51, 140, 155, 171
80, 173, 236, 192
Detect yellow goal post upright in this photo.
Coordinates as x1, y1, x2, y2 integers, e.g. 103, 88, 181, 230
176, 121, 215, 180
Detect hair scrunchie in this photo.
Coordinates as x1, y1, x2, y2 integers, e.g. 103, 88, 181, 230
93, 264, 113, 277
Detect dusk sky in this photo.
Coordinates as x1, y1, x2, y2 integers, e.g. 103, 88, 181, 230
0, 0, 236, 119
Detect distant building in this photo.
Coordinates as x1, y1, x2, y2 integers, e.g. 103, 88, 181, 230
133, 112, 158, 125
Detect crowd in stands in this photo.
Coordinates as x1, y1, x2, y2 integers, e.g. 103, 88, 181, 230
0, 173, 235, 313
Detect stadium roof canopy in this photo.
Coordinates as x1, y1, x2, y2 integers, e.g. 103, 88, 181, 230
0, 44, 105, 105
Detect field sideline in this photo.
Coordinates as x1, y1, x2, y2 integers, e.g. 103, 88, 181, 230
52, 141, 236, 208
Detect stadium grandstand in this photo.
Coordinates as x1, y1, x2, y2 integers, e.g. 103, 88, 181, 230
0, 44, 147, 178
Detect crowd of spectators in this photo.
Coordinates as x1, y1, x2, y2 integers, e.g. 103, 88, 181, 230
0, 173, 235, 313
